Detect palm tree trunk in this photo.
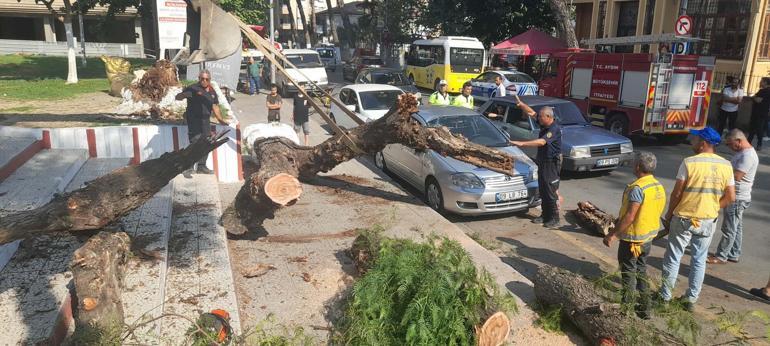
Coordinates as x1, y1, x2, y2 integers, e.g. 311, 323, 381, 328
284, 0, 298, 48
324, 0, 339, 44
309, 0, 317, 45
337, 0, 353, 48
296, 0, 312, 47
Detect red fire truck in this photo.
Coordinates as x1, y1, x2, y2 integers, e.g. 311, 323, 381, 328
538, 50, 715, 140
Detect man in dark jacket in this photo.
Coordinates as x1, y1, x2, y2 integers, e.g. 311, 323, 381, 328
748, 77, 770, 150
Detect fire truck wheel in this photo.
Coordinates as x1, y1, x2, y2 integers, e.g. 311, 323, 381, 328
607, 114, 629, 136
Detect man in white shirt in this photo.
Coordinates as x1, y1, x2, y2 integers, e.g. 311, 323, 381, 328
718, 76, 744, 135
493, 75, 507, 98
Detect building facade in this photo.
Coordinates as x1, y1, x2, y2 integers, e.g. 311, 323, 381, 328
573, 0, 770, 92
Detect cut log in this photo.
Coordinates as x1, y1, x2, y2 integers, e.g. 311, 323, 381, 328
0, 132, 229, 244
222, 94, 517, 235
70, 232, 130, 332
476, 311, 511, 346
533, 265, 685, 345
572, 201, 616, 236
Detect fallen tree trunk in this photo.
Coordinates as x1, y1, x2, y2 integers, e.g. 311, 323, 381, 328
0, 132, 229, 244
573, 201, 615, 236
222, 94, 517, 235
70, 232, 131, 334
533, 265, 685, 345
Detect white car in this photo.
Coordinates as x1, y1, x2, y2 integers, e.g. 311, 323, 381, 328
470, 70, 538, 103
273, 49, 329, 97
329, 84, 404, 129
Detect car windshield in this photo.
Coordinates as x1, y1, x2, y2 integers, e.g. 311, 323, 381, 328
371, 72, 407, 85
317, 49, 335, 58
359, 90, 403, 110
504, 73, 535, 83
532, 102, 588, 127
285, 54, 323, 68
449, 48, 484, 68
362, 58, 383, 65
427, 115, 509, 147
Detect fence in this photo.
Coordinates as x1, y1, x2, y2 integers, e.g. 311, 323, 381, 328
711, 71, 768, 94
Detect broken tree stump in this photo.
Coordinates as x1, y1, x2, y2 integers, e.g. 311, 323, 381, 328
70, 232, 131, 333
573, 201, 616, 236
533, 265, 685, 345
0, 132, 229, 244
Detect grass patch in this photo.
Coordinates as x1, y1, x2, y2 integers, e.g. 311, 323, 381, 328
468, 231, 500, 251
3, 105, 37, 113
533, 303, 565, 334
337, 231, 517, 345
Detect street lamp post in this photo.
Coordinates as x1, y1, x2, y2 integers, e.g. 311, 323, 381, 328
270, 0, 276, 83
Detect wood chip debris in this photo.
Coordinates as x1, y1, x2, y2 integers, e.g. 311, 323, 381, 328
242, 263, 276, 278
287, 256, 308, 263
302, 272, 311, 282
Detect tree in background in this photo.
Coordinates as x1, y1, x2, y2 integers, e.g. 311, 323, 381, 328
217, 0, 270, 25
283, 0, 299, 46
324, 0, 340, 44
547, 0, 578, 48
296, 0, 313, 47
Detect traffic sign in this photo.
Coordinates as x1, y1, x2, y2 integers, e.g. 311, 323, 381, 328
675, 15, 693, 36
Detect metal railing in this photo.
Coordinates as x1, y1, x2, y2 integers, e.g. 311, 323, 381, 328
711, 71, 767, 94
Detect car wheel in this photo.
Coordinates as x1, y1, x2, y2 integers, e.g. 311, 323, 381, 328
606, 114, 629, 136
374, 151, 389, 173
425, 178, 445, 213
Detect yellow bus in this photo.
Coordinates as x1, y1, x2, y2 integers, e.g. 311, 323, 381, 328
405, 36, 486, 93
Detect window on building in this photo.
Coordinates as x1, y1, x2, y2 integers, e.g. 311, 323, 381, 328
759, 7, 770, 59
614, 1, 639, 53
54, 17, 135, 43
687, 0, 751, 59
0, 16, 44, 40
596, 1, 607, 38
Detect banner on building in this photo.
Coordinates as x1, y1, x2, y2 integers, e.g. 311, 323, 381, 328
157, 0, 187, 52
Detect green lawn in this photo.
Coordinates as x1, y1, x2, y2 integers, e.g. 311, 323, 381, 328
0, 54, 154, 100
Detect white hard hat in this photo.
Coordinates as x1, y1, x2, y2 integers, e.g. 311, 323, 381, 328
439, 80, 448, 85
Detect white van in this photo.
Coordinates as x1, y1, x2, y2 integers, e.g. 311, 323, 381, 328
314, 45, 341, 71
275, 49, 329, 97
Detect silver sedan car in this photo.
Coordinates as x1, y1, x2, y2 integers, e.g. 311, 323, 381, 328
374, 105, 540, 215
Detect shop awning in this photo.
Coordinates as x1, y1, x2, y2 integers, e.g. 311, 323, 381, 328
491, 29, 574, 56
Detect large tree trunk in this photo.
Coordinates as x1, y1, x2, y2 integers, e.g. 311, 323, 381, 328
547, 0, 579, 48
533, 265, 686, 345
285, 0, 298, 48
63, 14, 79, 84
309, 0, 317, 45
222, 94, 516, 235
0, 133, 229, 245
573, 201, 615, 236
296, 0, 312, 48
70, 232, 131, 333
324, 0, 339, 44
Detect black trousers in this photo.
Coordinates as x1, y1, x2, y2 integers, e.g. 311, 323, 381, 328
717, 109, 738, 135
618, 240, 651, 311
747, 114, 768, 149
188, 117, 210, 166
537, 156, 561, 223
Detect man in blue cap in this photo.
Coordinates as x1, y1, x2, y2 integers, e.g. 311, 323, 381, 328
659, 127, 736, 311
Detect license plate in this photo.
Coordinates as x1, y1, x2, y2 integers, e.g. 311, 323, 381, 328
596, 158, 620, 167
495, 190, 528, 202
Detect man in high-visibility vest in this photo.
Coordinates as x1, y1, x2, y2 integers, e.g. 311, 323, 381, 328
429, 79, 451, 105
451, 81, 474, 109
603, 151, 666, 320
659, 127, 736, 311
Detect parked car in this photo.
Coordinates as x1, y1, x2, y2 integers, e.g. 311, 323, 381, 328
314, 45, 341, 71
270, 49, 328, 97
375, 105, 540, 215
354, 68, 421, 99
478, 95, 634, 172
342, 55, 384, 81
330, 84, 404, 129
470, 70, 538, 103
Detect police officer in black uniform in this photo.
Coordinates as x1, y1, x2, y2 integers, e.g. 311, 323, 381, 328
509, 95, 562, 228
176, 69, 228, 175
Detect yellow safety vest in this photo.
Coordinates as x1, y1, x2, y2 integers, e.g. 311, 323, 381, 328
617, 175, 666, 243
674, 153, 733, 220
429, 91, 451, 105
451, 94, 474, 109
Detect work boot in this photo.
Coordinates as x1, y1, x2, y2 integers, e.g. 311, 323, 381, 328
543, 219, 561, 229
197, 165, 214, 174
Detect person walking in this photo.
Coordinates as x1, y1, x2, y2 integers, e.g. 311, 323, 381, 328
175, 70, 228, 175
429, 79, 451, 105
659, 127, 736, 311
707, 129, 758, 265
451, 81, 474, 109
247, 56, 262, 95
717, 76, 744, 136
747, 77, 770, 150
267, 84, 282, 122
293, 86, 311, 145
492, 75, 507, 98
509, 96, 562, 228
603, 151, 666, 319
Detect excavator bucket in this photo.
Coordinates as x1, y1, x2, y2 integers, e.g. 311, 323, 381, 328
172, 0, 242, 65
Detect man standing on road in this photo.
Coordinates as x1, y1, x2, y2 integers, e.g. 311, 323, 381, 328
293, 86, 311, 145
603, 151, 666, 319
247, 56, 262, 95
429, 79, 451, 105
747, 77, 770, 150
707, 129, 758, 265
717, 76, 744, 136
175, 69, 228, 175
493, 75, 507, 98
660, 127, 735, 311
451, 81, 474, 109
509, 96, 562, 228
267, 84, 282, 122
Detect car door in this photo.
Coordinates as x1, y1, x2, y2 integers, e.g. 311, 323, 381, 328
470, 72, 488, 97
397, 114, 429, 187
334, 88, 354, 129
504, 106, 538, 158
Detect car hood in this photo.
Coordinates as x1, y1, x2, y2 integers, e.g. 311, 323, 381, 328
433, 145, 535, 177
561, 124, 630, 149
360, 109, 390, 121
285, 67, 327, 82
398, 84, 419, 94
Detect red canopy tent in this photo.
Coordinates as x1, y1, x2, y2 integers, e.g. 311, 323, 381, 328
490, 29, 574, 55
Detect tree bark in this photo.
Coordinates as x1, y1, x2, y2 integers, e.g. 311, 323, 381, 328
324, 0, 339, 44
309, 0, 317, 45
573, 201, 615, 236
0, 133, 229, 245
533, 265, 685, 345
296, 0, 312, 48
70, 232, 131, 333
63, 14, 79, 84
284, 0, 298, 48
547, 0, 579, 48
221, 94, 516, 235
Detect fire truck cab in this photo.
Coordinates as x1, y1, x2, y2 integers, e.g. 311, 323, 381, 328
538, 49, 715, 139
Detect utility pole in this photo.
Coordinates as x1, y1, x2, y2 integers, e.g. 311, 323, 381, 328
270, 0, 276, 83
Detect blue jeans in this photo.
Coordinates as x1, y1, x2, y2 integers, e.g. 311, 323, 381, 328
714, 200, 750, 261
660, 216, 717, 303
249, 75, 260, 95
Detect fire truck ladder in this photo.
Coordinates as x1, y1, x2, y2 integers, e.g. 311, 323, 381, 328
645, 62, 672, 134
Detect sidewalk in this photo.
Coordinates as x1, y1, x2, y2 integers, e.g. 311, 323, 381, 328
223, 92, 579, 344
